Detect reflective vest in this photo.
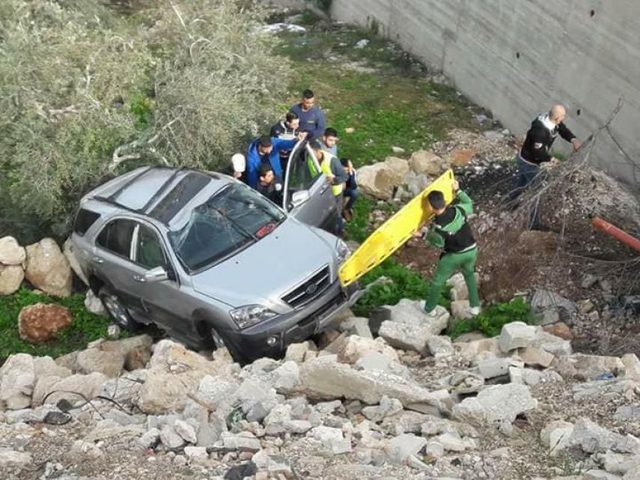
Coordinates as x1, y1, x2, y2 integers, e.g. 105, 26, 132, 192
320, 153, 344, 196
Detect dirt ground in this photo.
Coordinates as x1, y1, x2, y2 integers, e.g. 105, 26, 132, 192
390, 130, 640, 358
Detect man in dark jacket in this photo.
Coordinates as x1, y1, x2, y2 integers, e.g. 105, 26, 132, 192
511, 104, 581, 200
290, 89, 326, 141
270, 111, 302, 175
255, 164, 282, 205
416, 180, 480, 319
509, 105, 581, 229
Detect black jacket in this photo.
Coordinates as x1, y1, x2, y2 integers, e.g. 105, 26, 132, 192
520, 114, 576, 165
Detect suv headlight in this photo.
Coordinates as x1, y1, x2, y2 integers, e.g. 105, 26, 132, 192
336, 238, 350, 262
229, 305, 277, 329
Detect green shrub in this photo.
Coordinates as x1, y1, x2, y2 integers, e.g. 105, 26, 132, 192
0, 0, 289, 242
351, 259, 450, 317
449, 297, 534, 339
0, 288, 119, 361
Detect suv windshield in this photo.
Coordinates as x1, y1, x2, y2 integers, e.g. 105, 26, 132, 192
169, 183, 286, 271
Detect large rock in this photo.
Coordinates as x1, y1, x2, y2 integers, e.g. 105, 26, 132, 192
356, 163, 398, 200
338, 317, 373, 339
33, 372, 107, 406
384, 299, 449, 333
409, 150, 449, 176
0, 449, 33, 469
99, 334, 154, 371
136, 369, 195, 414
354, 351, 412, 378
452, 383, 537, 425
24, 238, 72, 297
498, 322, 536, 352
0, 264, 24, 296
532, 329, 572, 356
299, 355, 448, 413
569, 354, 626, 380
568, 418, 640, 455
0, 236, 26, 265
309, 426, 352, 455
196, 375, 239, 410
621, 354, 640, 382
540, 420, 574, 455
378, 321, 431, 353
326, 334, 399, 364
76, 348, 125, 378
384, 433, 427, 464
84, 290, 106, 316
383, 156, 411, 185
18, 303, 72, 343
63, 238, 89, 286
149, 339, 232, 377
0, 354, 35, 410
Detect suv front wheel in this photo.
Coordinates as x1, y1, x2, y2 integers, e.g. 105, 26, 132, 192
99, 286, 140, 331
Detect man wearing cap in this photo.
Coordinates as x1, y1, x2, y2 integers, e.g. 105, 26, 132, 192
231, 153, 246, 181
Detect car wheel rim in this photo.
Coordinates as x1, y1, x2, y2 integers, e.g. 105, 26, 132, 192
102, 295, 129, 328
211, 329, 226, 349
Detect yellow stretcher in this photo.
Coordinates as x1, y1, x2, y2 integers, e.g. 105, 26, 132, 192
339, 169, 456, 287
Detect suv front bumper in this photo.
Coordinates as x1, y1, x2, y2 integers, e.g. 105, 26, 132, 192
226, 280, 361, 361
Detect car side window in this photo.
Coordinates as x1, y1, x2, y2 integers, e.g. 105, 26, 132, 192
96, 219, 136, 259
288, 148, 320, 195
135, 225, 167, 270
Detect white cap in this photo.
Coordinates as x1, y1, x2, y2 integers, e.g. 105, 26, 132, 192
231, 153, 246, 172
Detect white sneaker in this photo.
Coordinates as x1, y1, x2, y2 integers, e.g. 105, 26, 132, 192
423, 305, 447, 320
469, 306, 481, 316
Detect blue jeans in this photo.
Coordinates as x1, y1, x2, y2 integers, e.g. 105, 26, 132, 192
343, 188, 358, 211
510, 155, 545, 228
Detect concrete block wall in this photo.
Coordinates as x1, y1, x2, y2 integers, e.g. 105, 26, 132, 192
330, 0, 640, 187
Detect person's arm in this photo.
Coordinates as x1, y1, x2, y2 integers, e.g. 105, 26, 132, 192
559, 122, 581, 151
273, 137, 297, 151
245, 149, 258, 188
528, 126, 553, 163
558, 122, 576, 143
425, 227, 445, 249
331, 157, 348, 184
311, 109, 326, 140
454, 190, 473, 216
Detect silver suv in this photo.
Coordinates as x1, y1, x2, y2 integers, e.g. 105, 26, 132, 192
71, 154, 359, 362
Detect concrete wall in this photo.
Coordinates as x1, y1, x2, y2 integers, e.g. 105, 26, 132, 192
330, 0, 640, 187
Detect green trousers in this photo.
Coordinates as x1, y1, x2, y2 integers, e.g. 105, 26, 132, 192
425, 247, 480, 312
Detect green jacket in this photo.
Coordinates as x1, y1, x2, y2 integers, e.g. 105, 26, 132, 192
425, 190, 474, 250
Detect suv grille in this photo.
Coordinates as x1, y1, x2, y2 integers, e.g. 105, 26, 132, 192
282, 266, 331, 309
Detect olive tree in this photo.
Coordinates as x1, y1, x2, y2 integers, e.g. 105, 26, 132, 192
0, 0, 290, 240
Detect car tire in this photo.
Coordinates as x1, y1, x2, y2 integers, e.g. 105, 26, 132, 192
209, 326, 246, 364
99, 286, 140, 331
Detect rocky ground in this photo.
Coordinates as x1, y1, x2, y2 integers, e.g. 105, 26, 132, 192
1, 291, 640, 480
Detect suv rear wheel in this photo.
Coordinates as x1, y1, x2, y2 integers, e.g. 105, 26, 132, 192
99, 286, 140, 331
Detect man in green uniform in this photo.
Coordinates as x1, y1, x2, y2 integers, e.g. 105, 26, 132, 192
417, 180, 481, 319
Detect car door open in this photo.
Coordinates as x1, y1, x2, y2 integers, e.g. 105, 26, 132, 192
283, 142, 338, 233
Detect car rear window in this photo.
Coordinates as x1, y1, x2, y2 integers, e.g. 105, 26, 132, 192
73, 208, 101, 236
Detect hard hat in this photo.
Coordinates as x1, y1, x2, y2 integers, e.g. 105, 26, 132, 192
231, 153, 246, 172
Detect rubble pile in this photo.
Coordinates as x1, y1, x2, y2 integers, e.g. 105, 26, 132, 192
1, 299, 639, 480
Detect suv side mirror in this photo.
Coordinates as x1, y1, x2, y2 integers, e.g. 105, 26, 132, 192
144, 266, 169, 283
291, 190, 310, 208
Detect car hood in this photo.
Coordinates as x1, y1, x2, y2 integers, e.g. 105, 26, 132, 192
191, 218, 336, 309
